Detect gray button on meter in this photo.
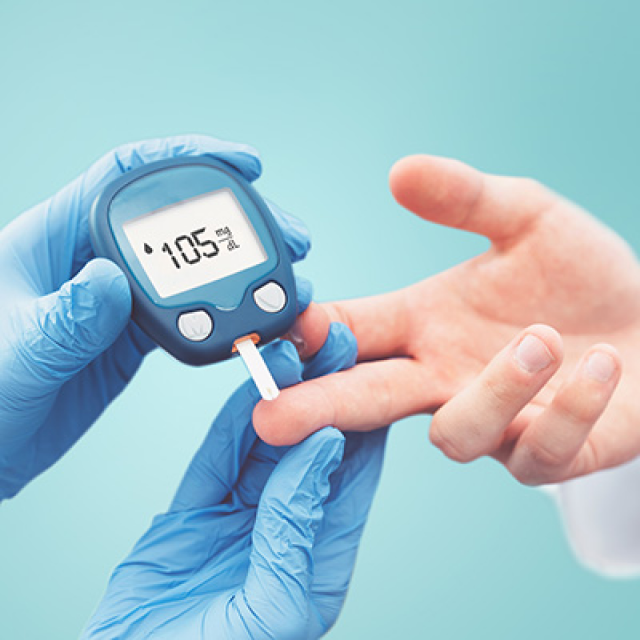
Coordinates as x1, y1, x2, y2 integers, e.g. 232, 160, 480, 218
178, 310, 213, 342
253, 282, 286, 313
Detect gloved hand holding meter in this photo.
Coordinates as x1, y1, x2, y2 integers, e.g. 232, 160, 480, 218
0, 135, 317, 503
0, 135, 386, 639
91, 154, 298, 399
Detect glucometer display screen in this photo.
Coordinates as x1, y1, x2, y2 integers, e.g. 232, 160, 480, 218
122, 188, 268, 298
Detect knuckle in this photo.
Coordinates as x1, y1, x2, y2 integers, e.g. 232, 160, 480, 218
510, 465, 546, 487
232, 590, 306, 640
429, 417, 477, 463
15, 303, 63, 365
568, 438, 602, 479
553, 391, 602, 427
510, 442, 566, 486
480, 375, 519, 411
582, 438, 602, 472
518, 176, 544, 193
529, 440, 567, 469
516, 177, 551, 203
374, 374, 395, 427
508, 176, 555, 222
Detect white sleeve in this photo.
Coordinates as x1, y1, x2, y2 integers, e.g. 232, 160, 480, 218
552, 455, 640, 577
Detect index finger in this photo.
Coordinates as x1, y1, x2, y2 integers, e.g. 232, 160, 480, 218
389, 155, 556, 247
253, 357, 430, 446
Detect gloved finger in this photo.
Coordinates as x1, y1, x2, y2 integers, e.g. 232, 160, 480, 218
6, 135, 262, 291
81, 502, 259, 640
231, 440, 285, 510
302, 321, 357, 379
13, 323, 160, 492
265, 198, 311, 264
290, 277, 334, 361
237, 427, 345, 636
168, 340, 303, 513
3, 258, 131, 407
285, 271, 328, 361
284, 301, 332, 362
295, 274, 313, 314
310, 428, 389, 622
103, 134, 261, 183
507, 345, 621, 485
235, 322, 358, 508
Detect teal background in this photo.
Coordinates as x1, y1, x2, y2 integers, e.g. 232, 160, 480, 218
1, 0, 639, 638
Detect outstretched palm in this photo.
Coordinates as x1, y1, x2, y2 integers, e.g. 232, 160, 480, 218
256, 155, 640, 484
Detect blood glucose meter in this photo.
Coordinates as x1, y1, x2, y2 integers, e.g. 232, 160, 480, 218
89, 156, 297, 399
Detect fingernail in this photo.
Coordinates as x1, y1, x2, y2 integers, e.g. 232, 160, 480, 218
585, 352, 615, 383
287, 318, 306, 353
515, 335, 553, 373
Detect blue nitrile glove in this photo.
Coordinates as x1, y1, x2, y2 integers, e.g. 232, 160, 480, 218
82, 324, 389, 640
0, 135, 312, 501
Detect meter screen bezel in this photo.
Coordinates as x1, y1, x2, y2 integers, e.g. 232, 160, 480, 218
107, 164, 279, 311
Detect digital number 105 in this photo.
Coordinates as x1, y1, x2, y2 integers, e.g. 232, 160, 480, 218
161, 227, 219, 269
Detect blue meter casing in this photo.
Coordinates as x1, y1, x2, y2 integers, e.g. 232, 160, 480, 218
89, 156, 297, 366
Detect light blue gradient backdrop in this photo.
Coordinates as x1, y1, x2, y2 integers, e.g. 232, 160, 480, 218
1, 1, 639, 638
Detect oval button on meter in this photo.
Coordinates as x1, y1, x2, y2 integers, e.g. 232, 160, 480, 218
254, 282, 286, 313
178, 310, 213, 342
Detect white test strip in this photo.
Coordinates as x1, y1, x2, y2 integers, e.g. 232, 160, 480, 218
235, 337, 280, 401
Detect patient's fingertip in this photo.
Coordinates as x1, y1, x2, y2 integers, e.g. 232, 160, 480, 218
389, 154, 424, 183
388, 155, 425, 206
253, 384, 333, 447
581, 344, 621, 385
526, 324, 563, 359
511, 325, 563, 376
253, 394, 302, 446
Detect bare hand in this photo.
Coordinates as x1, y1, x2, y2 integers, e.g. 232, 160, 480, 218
255, 155, 640, 485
